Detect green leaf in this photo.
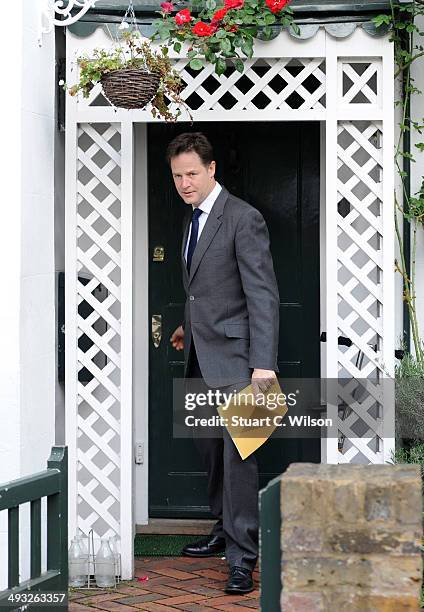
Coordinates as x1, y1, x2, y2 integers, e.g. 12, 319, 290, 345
205, 50, 216, 63
264, 13, 276, 25
372, 14, 391, 28
215, 57, 227, 76
187, 49, 198, 59
241, 39, 253, 58
220, 38, 232, 53
215, 29, 227, 39
261, 26, 273, 40
159, 28, 171, 41
291, 22, 300, 36
234, 58, 244, 73
415, 143, 424, 152
401, 151, 416, 162
189, 58, 204, 70
173, 42, 182, 53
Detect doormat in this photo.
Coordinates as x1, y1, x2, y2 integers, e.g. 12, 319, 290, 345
134, 534, 224, 557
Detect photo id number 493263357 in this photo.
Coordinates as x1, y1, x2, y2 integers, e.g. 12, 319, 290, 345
3, 592, 68, 607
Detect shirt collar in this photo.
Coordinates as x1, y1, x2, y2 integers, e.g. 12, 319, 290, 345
194, 182, 222, 215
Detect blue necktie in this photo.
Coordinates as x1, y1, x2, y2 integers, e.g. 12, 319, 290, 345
186, 208, 203, 273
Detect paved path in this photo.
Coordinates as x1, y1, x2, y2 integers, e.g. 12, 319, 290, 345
69, 555, 260, 611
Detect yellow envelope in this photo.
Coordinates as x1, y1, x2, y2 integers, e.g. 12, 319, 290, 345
217, 380, 288, 460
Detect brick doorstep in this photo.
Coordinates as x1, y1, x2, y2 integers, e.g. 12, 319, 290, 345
137, 603, 196, 612
191, 569, 229, 581
198, 594, 259, 605
154, 593, 212, 606
70, 556, 260, 611
144, 581, 223, 597
233, 600, 261, 610
79, 602, 140, 611
205, 605, 260, 612
142, 567, 196, 580
170, 604, 215, 612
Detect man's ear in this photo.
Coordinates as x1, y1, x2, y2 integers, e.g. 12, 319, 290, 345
209, 160, 216, 178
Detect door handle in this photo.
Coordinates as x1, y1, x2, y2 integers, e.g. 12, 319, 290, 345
152, 314, 162, 348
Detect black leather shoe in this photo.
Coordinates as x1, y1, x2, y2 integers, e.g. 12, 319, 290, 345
225, 566, 254, 594
182, 535, 226, 557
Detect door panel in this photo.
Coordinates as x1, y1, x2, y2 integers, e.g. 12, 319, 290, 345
148, 122, 320, 517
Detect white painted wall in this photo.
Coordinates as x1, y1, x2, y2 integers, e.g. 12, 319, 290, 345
410, 15, 424, 351
0, 0, 56, 590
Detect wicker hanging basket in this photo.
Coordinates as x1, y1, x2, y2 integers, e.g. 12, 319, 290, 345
100, 68, 161, 110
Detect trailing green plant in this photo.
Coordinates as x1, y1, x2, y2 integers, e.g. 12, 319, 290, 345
66, 31, 190, 121
396, 349, 424, 378
374, 1, 424, 367
395, 351, 424, 439
151, 0, 298, 76
392, 440, 424, 477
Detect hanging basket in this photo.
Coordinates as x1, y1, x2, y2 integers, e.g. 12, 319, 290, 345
100, 68, 161, 110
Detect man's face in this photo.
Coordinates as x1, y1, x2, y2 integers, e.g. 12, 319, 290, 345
170, 151, 216, 207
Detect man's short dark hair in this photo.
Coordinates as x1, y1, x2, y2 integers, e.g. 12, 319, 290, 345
166, 132, 214, 167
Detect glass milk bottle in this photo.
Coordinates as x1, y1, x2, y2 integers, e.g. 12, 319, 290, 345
68, 538, 86, 587
108, 535, 120, 576
75, 529, 89, 576
95, 538, 115, 587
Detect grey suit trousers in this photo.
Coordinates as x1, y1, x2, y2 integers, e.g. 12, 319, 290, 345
187, 340, 259, 571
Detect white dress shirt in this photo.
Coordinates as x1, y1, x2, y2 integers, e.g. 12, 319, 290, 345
184, 182, 222, 262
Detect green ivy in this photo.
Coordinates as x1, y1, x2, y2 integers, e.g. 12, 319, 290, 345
373, 1, 424, 367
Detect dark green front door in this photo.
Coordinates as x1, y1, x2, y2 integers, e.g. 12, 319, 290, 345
148, 122, 320, 517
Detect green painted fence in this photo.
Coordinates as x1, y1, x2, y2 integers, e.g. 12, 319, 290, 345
259, 474, 282, 612
0, 446, 68, 609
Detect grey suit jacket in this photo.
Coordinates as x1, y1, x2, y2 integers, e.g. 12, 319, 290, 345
182, 186, 279, 388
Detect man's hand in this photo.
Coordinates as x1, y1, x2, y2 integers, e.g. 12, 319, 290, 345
251, 369, 277, 402
170, 325, 184, 351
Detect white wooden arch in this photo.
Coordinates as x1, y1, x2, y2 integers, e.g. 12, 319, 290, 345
65, 26, 395, 578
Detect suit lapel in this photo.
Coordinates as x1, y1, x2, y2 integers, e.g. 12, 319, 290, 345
181, 211, 191, 284
188, 187, 229, 284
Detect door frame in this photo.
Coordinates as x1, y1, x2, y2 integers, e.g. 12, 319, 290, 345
141, 120, 323, 522
66, 26, 395, 579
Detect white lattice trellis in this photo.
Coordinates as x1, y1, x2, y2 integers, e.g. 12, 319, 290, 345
340, 59, 382, 107
84, 57, 326, 113
66, 113, 133, 577
324, 39, 395, 465
66, 26, 395, 577
76, 122, 122, 537
336, 120, 385, 462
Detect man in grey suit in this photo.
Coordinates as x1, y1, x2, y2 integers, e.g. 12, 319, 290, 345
168, 132, 279, 594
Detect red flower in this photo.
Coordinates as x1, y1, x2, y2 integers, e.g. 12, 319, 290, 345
265, 0, 290, 13
175, 8, 192, 25
192, 21, 215, 37
224, 0, 244, 9
160, 2, 174, 13
227, 24, 238, 32
212, 7, 228, 22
